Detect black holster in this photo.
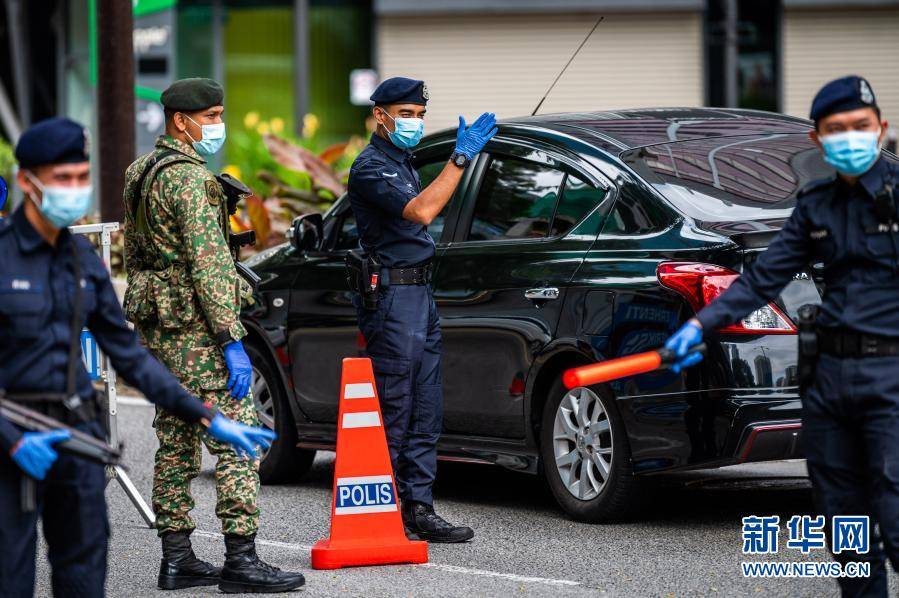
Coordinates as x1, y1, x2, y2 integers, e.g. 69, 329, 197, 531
797, 304, 820, 393
345, 249, 381, 310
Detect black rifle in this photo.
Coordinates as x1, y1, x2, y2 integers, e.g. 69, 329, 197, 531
217, 172, 252, 217
1, 395, 123, 512
216, 173, 262, 290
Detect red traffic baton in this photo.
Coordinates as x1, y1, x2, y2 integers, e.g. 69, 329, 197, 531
562, 343, 707, 389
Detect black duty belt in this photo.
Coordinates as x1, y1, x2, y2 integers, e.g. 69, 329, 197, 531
819, 328, 899, 358
388, 263, 432, 285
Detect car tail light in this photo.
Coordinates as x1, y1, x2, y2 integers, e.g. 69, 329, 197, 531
656, 262, 796, 334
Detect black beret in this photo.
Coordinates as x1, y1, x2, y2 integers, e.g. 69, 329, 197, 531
161, 78, 224, 111
370, 77, 428, 106
810, 75, 878, 122
15, 117, 90, 169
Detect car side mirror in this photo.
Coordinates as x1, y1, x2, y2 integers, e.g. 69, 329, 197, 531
288, 213, 324, 252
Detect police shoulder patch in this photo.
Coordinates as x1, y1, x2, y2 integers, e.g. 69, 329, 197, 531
205, 179, 223, 206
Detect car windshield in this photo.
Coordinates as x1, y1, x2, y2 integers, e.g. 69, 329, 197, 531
623, 133, 833, 222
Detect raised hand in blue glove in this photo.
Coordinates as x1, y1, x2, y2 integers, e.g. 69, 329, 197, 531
207, 414, 276, 458
665, 319, 704, 374
223, 340, 252, 400
454, 112, 499, 159
11, 429, 72, 480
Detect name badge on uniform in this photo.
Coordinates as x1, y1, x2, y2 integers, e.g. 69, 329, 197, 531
810, 229, 829, 240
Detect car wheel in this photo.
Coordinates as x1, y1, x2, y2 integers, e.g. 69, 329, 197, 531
245, 341, 315, 484
539, 376, 637, 522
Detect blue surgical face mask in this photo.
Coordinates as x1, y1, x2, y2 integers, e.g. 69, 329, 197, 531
382, 111, 424, 150
821, 129, 882, 176
27, 172, 93, 228
185, 115, 226, 156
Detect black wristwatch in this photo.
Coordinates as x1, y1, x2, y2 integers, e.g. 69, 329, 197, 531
450, 152, 471, 169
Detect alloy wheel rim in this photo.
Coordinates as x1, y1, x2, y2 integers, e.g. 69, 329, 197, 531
251, 367, 275, 458
552, 386, 613, 501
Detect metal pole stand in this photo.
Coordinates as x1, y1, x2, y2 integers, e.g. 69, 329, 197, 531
71, 222, 155, 528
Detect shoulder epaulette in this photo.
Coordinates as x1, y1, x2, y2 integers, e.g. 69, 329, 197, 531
797, 174, 837, 199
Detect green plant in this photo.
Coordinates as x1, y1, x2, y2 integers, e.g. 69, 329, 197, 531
0, 136, 16, 190
227, 111, 365, 254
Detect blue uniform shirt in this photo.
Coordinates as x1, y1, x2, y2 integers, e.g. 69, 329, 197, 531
698, 157, 899, 336
347, 134, 435, 268
0, 206, 213, 452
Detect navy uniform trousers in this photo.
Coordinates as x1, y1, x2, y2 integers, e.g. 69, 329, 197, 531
355, 280, 442, 505
0, 423, 109, 598
804, 354, 899, 598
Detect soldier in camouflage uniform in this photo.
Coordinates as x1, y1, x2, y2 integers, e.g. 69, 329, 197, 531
123, 78, 305, 594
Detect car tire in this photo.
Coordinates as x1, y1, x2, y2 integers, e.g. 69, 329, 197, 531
539, 376, 637, 522
245, 341, 315, 484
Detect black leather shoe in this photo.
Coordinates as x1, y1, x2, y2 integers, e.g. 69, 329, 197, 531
157, 531, 221, 590
219, 534, 305, 594
401, 501, 475, 543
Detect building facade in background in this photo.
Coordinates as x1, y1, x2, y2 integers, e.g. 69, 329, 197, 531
375, 0, 899, 133
0, 0, 373, 168
1, 0, 897, 174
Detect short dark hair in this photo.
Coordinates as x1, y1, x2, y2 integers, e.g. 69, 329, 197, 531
164, 107, 177, 124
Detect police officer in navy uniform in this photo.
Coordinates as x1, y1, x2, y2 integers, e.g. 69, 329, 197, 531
347, 77, 496, 542
666, 77, 899, 597
0, 117, 275, 597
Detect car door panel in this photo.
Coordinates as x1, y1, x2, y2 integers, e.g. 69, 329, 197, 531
434, 144, 613, 438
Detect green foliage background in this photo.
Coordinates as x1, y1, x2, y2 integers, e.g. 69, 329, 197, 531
0, 137, 15, 184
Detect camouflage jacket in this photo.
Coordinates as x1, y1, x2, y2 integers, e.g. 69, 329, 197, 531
122, 135, 246, 347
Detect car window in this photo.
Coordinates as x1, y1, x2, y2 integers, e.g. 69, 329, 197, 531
467, 155, 566, 241
333, 212, 360, 251
621, 134, 835, 223
552, 174, 607, 236
416, 156, 451, 240
601, 186, 670, 236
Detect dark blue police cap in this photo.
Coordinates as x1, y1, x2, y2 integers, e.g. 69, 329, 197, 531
370, 77, 429, 106
810, 75, 878, 123
15, 117, 90, 169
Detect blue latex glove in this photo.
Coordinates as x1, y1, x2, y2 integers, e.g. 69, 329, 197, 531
223, 340, 252, 400
11, 429, 71, 480
665, 320, 704, 374
207, 414, 276, 458
454, 112, 499, 159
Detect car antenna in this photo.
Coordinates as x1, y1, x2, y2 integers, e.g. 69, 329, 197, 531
531, 16, 604, 117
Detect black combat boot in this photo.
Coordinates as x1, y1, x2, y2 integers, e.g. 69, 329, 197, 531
219, 534, 305, 594
157, 531, 221, 590
402, 501, 475, 543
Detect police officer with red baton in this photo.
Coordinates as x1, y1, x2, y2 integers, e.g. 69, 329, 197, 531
666, 77, 899, 597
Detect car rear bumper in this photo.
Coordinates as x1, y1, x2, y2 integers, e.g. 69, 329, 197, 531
618, 385, 802, 475
733, 419, 802, 463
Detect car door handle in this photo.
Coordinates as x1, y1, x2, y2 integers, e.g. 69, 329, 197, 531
524, 287, 560, 301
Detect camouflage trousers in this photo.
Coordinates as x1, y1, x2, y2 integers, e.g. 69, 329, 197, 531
145, 327, 260, 538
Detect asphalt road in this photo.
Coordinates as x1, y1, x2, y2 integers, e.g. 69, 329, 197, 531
33, 401, 897, 597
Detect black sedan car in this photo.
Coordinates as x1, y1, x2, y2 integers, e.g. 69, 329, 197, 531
240, 108, 834, 522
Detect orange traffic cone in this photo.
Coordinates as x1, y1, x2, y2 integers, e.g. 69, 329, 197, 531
311, 357, 429, 569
